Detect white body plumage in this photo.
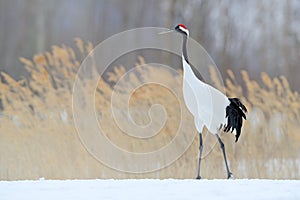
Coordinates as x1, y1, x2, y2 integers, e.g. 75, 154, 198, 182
182, 56, 230, 134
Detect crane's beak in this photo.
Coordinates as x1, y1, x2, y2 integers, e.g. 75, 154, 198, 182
158, 29, 174, 35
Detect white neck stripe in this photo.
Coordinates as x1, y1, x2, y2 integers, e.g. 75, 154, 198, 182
179, 26, 189, 36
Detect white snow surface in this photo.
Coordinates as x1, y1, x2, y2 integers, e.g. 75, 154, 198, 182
1, 179, 299, 200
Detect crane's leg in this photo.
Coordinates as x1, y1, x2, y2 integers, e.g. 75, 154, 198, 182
216, 134, 233, 179
196, 133, 203, 179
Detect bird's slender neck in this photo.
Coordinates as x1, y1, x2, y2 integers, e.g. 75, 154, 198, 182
181, 33, 206, 82
182, 34, 189, 64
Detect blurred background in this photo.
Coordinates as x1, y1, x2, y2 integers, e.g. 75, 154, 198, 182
1, 0, 300, 91
0, 0, 299, 180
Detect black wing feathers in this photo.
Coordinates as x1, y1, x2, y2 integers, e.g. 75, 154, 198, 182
224, 98, 247, 142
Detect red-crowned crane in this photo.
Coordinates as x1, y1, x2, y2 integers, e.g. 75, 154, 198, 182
172, 24, 248, 179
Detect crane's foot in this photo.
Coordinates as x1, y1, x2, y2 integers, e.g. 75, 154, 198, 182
227, 172, 234, 179
196, 175, 202, 180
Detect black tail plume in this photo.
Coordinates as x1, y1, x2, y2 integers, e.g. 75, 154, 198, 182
224, 98, 247, 142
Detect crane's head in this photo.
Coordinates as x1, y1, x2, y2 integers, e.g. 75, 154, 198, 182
175, 24, 189, 36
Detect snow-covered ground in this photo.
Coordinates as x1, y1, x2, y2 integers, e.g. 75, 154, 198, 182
1, 179, 299, 200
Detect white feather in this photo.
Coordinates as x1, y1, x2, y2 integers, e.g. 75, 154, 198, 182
179, 26, 189, 36
182, 56, 230, 134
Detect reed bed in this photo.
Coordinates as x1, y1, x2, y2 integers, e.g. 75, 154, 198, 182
0, 39, 299, 180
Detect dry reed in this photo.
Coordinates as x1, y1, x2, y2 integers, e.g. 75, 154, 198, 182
0, 39, 299, 180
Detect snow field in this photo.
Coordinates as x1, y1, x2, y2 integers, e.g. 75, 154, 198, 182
1, 179, 299, 200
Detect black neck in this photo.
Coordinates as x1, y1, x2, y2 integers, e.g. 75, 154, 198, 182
182, 34, 189, 64
181, 34, 205, 82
